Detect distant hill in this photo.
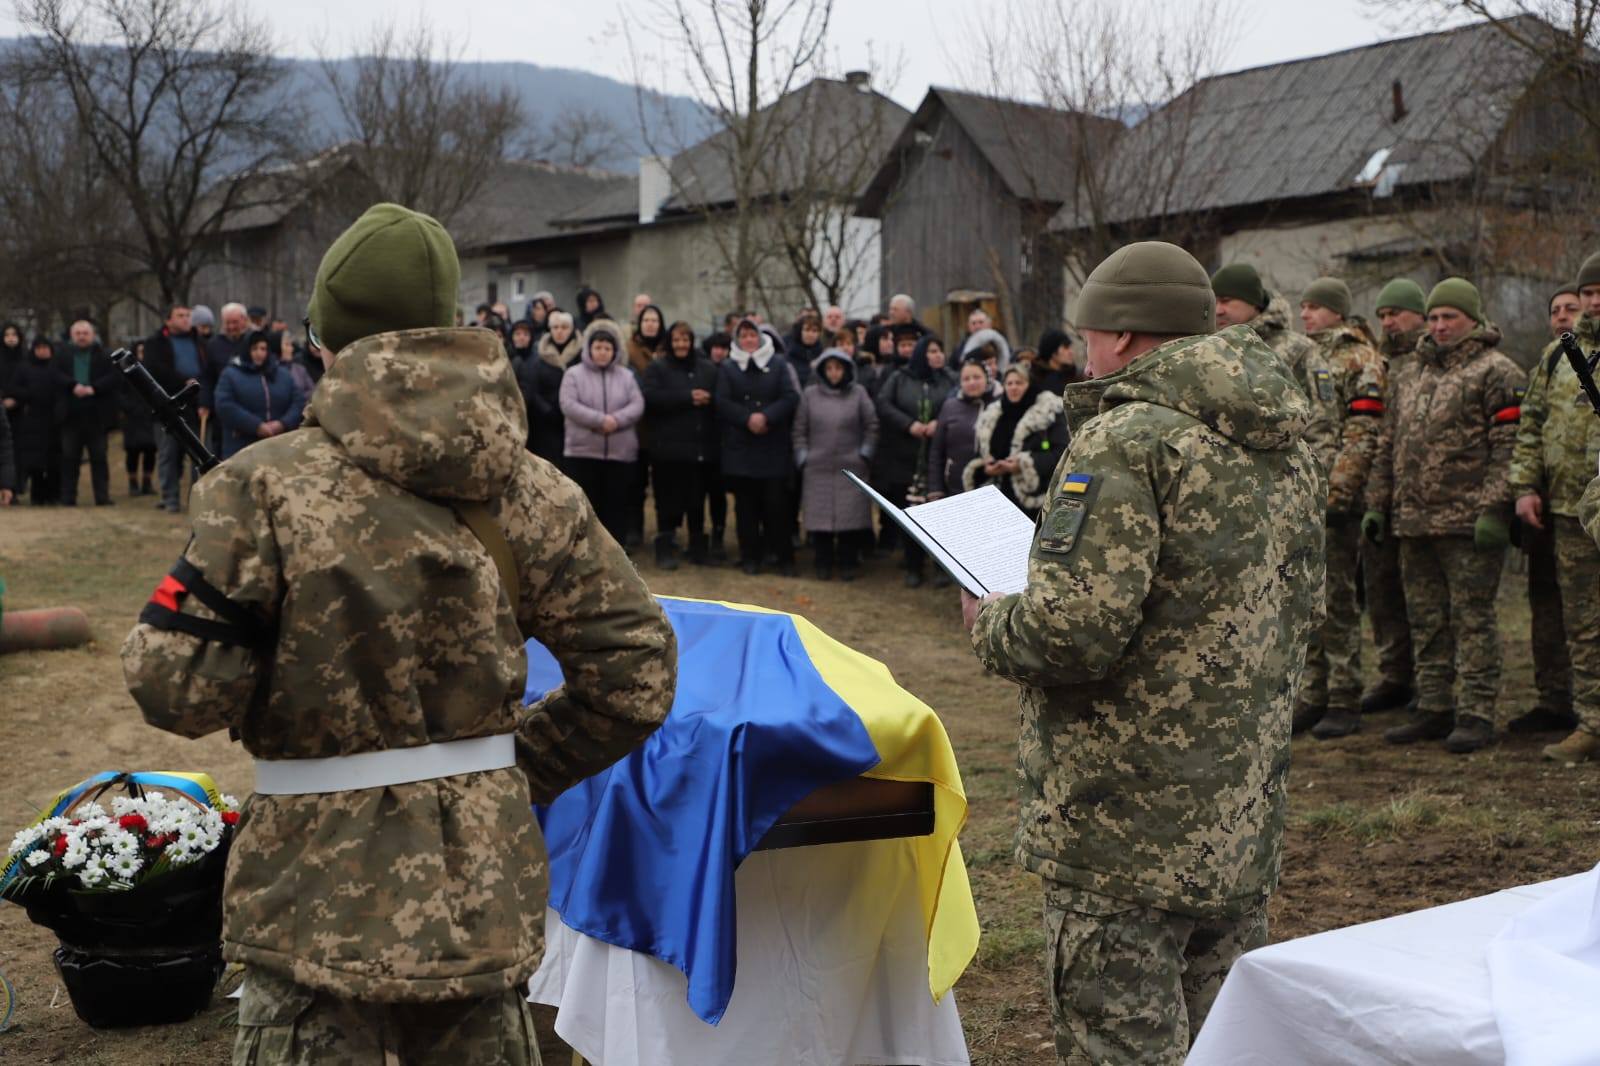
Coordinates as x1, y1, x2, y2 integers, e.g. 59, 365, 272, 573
287, 56, 712, 174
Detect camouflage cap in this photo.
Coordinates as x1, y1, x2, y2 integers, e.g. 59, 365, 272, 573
1300, 277, 1351, 318
1076, 242, 1214, 336
1210, 263, 1267, 311
1375, 278, 1426, 316
1426, 277, 1483, 323
1578, 252, 1600, 291
309, 203, 460, 355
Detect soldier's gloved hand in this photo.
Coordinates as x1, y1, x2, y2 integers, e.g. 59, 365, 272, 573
1474, 514, 1510, 552
1360, 510, 1386, 545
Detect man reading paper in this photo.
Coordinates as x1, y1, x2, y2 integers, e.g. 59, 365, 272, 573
962, 241, 1326, 1066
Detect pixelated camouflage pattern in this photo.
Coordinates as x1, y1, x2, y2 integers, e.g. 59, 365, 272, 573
1308, 324, 1386, 513
233, 966, 540, 1065
1582, 473, 1600, 548
1527, 536, 1572, 713
1300, 517, 1363, 714
1044, 882, 1266, 1066
121, 326, 676, 1003
1553, 517, 1600, 735
1509, 314, 1600, 517
1399, 536, 1504, 721
972, 324, 1326, 919
1247, 293, 1338, 473
1365, 323, 1527, 537
1362, 531, 1414, 689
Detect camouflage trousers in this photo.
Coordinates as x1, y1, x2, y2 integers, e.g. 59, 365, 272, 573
233, 967, 541, 1066
1302, 516, 1363, 713
1043, 882, 1267, 1065
1399, 536, 1504, 723
1524, 525, 1573, 712
1361, 520, 1413, 689
1554, 516, 1600, 735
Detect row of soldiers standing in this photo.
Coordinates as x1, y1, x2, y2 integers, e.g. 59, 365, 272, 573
1209, 259, 1599, 763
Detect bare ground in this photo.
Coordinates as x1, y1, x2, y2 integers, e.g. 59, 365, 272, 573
1, 443, 1596, 1064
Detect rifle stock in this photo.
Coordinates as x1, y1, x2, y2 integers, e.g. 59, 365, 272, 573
111, 348, 219, 475
1557, 331, 1600, 418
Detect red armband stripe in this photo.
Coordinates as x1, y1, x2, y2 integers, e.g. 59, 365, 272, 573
1348, 398, 1384, 415
150, 575, 187, 612
1493, 405, 1521, 424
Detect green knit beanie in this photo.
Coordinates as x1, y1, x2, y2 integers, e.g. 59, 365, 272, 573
1210, 263, 1267, 311
1551, 281, 1579, 308
1301, 276, 1351, 318
1577, 252, 1600, 291
1374, 278, 1426, 316
1425, 277, 1483, 323
308, 203, 460, 355
1076, 241, 1215, 336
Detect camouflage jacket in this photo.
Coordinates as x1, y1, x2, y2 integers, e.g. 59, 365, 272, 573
1380, 326, 1424, 368
1308, 324, 1387, 513
1582, 472, 1600, 547
1365, 323, 1526, 538
1509, 314, 1600, 518
121, 327, 676, 1003
971, 324, 1326, 919
1248, 294, 1339, 474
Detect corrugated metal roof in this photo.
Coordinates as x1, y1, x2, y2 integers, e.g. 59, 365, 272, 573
556, 76, 909, 230
1054, 17, 1547, 229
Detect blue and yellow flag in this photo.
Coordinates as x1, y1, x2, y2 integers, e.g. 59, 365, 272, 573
528, 596, 978, 1025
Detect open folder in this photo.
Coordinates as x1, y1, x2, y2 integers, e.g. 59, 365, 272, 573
846, 472, 1035, 597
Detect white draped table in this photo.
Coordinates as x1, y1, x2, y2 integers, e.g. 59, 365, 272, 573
527, 837, 970, 1066
1187, 872, 1591, 1065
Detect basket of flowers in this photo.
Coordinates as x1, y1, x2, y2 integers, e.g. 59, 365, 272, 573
1, 771, 240, 1028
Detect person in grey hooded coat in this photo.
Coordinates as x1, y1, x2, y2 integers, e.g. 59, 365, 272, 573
794, 349, 878, 580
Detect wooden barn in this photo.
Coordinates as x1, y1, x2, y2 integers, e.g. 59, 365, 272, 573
857, 88, 1123, 345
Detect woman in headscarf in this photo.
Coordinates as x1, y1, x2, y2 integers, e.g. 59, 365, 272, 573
873, 334, 957, 587
574, 286, 606, 332
627, 303, 668, 374
520, 309, 575, 466
559, 319, 644, 540
714, 318, 799, 576
12, 335, 61, 504
964, 363, 1067, 520
927, 358, 992, 501
793, 348, 877, 581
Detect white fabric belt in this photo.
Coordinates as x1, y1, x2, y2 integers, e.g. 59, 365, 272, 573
253, 734, 517, 795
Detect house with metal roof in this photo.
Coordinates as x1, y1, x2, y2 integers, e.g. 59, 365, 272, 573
1050, 16, 1589, 354
857, 88, 1124, 343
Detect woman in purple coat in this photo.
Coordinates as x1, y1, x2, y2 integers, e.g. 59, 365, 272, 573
559, 320, 645, 541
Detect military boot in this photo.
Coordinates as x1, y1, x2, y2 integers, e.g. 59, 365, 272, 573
1291, 702, 1325, 735
1443, 714, 1495, 754
1542, 730, 1600, 764
1311, 708, 1361, 739
1506, 704, 1579, 734
1383, 710, 1454, 745
1360, 680, 1413, 715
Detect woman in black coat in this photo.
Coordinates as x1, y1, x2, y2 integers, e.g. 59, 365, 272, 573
964, 364, 1069, 520
641, 321, 720, 568
518, 309, 573, 466
12, 336, 61, 504
714, 318, 799, 576
874, 334, 957, 586
119, 342, 159, 495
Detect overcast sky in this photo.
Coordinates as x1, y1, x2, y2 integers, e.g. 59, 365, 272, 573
0, 0, 1468, 107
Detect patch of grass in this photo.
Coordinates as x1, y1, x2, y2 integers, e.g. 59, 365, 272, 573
975, 922, 1046, 971
1293, 788, 1596, 850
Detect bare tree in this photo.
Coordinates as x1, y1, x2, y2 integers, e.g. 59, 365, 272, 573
958, 0, 1238, 287
321, 19, 526, 228
16, 0, 301, 314
626, 0, 835, 314
525, 105, 626, 171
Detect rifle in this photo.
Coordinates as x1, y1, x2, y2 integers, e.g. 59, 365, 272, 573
1556, 331, 1600, 418
111, 347, 219, 475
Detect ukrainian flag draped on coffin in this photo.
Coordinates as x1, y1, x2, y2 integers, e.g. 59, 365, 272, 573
526, 596, 979, 1025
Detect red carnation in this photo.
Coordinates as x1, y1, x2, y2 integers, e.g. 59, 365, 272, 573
221, 811, 240, 826
118, 813, 148, 832
51, 833, 67, 857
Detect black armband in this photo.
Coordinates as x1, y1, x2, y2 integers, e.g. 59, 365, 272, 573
138, 558, 273, 649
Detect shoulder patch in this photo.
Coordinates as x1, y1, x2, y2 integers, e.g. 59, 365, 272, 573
1060, 471, 1094, 495
1312, 368, 1335, 402
1040, 473, 1099, 555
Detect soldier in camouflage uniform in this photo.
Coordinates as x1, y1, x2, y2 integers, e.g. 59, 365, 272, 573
967, 243, 1325, 1065
1504, 283, 1582, 737
1363, 278, 1526, 753
1296, 277, 1387, 738
1359, 278, 1427, 715
1511, 260, 1600, 763
121, 203, 678, 1064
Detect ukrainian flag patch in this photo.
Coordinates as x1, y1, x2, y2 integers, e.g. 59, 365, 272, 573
1061, 472, 1094, 495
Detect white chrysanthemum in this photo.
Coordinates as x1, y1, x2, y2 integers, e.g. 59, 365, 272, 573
78, 863, 106, 887
111, 796, 137, 816
109, 853, 141, 879
221, 794, 239, 810
199, 830, 222, 854
167, 845, 198, 867
24, 850, 50, 868
8, 826, 43, 856
107, 830, 139, 857
61, 841, 89, 869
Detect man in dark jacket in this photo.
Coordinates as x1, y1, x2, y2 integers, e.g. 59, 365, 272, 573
53, 319, 119, 506
144, 304, 210, 512
643, 322, 720, 569
715, 319, 799, 575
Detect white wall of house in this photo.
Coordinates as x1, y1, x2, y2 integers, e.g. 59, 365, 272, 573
1218, 215, 1429, 308
817, 211, 881, 320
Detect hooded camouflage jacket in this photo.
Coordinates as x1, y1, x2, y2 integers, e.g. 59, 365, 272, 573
971, 324, 1326, 919
1248, 293, 1338, 474
121, 327, 676, 1003
1509, 314, 1600, 518
1365, 323, 1526, 537
1307, 323, 1387, 513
